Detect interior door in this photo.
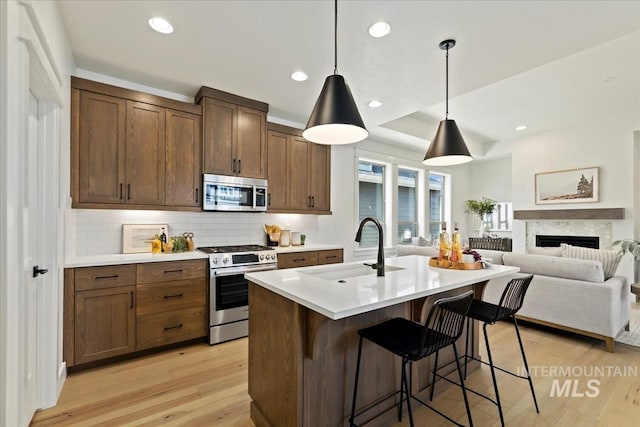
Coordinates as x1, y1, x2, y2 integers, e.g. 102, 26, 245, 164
23, 91, 41, 422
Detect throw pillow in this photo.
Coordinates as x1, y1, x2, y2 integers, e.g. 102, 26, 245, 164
560, 243, 623, 279
526, 246, 562, 257
411, 236, 430, 246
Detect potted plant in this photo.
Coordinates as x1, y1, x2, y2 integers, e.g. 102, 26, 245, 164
465, 197, 496, 237
612, 238, 640, 283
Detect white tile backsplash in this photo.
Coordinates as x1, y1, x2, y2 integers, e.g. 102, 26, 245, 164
68, 209, 320, 256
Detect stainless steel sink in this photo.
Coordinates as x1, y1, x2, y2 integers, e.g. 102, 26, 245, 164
299, 263, 405, 281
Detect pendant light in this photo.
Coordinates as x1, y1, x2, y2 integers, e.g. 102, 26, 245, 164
303, 0, 368, 145
423, 39, 473, 166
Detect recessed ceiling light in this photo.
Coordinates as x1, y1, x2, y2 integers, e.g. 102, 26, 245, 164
148, 17, 173, 34
515, 125, 528, 131
291, 71, 308, 82
368, 21, 391, 38
368, 100, 383, 108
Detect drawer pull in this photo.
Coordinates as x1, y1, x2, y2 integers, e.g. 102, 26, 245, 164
164, 269, 184, 274
293, 258, 306, 262
95, 275, 119, 280
324, 255, 337, 259
164, 293, 184, 299
164, 324, 183, 331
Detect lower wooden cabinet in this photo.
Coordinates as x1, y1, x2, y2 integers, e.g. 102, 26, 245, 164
277, 249, 344, 269
64, 259, 207, 368
74, 285, 136, 365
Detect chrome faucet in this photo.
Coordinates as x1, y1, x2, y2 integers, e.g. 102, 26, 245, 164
355, 217, 385, 277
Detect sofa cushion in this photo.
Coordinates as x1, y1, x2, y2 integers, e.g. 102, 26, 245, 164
411, 236, 431, 246
526, 246, 562, 257
502, 252, 605, 283
396, 245, 438, 258
560, 243, 623, 280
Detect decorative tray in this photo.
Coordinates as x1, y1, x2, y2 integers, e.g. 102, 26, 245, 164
428, 257, 483, 270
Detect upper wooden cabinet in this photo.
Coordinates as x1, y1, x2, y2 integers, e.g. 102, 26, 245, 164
71, 77, 202, 211
165, 109, 202, 207
266, 123, 331, 214
196, 86, 268, 179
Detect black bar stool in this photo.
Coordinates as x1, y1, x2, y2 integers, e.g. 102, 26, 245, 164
455, 274, 539, 426
349, 291, 475, 427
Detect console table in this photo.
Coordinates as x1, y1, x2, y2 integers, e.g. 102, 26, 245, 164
469, 237, 512, 252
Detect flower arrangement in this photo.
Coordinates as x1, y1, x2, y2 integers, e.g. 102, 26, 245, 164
464, 197, 497, 219
612, 239, 640, 261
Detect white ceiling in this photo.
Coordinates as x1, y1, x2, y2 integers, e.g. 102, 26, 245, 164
57, 0, 640, 159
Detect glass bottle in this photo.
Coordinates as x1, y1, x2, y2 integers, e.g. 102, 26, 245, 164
160, 227, 167, 253
151, 234, 162, 254
451, 222, 462, 263
438, 222, 450, 261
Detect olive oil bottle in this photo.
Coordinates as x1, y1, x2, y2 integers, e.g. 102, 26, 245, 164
160, 227, 167, 253
438, 222, 450, 261
450, 222, 462, 263
151, 234, 162, 254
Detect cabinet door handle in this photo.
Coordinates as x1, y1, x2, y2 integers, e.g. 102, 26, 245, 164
268, 193, 271, 206
164, 324, 183, 331
164, 269, 184, 274
130, 291, 134, 309
119, 183, 123, 200
195, 188, 199, 203
311, 196, 315, 208
238, 159, 241, 174
233, 159, 237, 172
95, 275, 118, 280
127, 184, 131, 200
164, 293, 184, 299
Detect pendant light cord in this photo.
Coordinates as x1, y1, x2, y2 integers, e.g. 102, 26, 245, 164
334, 0, 338, 75
445, 44, 449, 119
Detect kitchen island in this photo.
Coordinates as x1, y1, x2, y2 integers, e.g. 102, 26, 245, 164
246, 255, 519, 427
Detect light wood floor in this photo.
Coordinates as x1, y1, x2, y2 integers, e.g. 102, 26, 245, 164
31, 320, 640, 427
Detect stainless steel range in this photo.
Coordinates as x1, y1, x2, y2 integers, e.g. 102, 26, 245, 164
198, 244, 277, 345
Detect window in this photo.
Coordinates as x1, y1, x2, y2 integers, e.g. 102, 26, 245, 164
397, 168, 418, 243
429, 173, 446, 239
358, 161, 385, 248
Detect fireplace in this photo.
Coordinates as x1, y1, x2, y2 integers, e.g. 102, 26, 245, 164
536, 234, 599, 249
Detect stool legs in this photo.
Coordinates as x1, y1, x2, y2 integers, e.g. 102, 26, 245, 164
349, 336, 364, 427
401, 359, 414, 426
513, 318, 539, 413
452, 344, 474, 427
483, 322, 505, 427
429, 349, 439, 401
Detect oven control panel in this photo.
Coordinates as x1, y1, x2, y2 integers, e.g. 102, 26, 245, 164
209, 251, 276, 267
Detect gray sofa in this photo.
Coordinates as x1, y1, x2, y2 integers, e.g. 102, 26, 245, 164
395, 245, 630, 352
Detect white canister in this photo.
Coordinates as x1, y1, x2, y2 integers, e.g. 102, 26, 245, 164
279, 230, 291, 247
291, 232, 301, 246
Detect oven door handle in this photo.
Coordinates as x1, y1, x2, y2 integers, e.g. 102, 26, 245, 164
213, 264, 277, 277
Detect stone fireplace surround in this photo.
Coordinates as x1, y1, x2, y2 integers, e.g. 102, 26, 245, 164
526, 221, 613, 250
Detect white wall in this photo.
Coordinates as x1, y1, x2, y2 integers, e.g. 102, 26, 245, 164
318, 139, 470, 262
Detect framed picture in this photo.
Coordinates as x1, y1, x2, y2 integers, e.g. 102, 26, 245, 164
122, 224, 168, 254
535, 167, 599, 205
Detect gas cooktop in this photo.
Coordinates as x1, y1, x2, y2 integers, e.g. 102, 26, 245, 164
197, 244, 274, 254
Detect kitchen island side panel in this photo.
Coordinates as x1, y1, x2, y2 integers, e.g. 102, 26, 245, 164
249, 282, 474, 426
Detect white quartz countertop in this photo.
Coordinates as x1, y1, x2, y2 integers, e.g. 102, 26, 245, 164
246, 255, 520, 320
274, 243, 343, 253
65, 251, 209, 268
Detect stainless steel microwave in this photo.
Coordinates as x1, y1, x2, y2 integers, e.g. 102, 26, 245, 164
202, 174, 268, 212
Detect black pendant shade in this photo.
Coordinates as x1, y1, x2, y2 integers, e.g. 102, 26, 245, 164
423, 119, 472, 166
303, 0, 367, 145
303, 74, 368, 145
423, 39, 473, 166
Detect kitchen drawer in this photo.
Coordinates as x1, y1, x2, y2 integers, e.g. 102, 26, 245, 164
136, 259, 207, 284
277, 251, 319, 269
136, 278, 206, 316
75, 264, 136, 291
317, 249, 343, 265
136, 306, 206, 350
